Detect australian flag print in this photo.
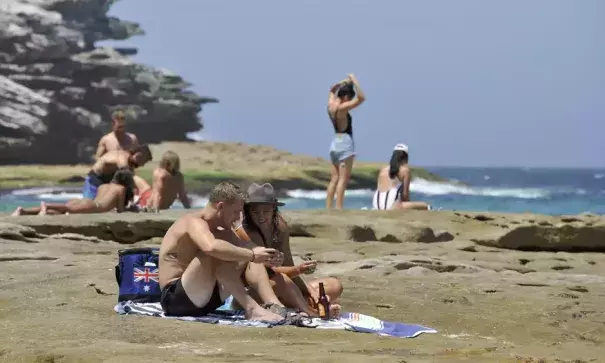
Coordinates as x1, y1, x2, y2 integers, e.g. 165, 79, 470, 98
115, 247, 162, 303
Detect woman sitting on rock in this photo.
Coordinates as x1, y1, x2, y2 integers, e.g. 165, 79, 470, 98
12, 169, 136, 216
372, 144, 431, 211
234, 182, 344, 317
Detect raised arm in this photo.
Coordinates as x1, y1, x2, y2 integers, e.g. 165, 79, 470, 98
339, 74, 366, 112
177, 173, 191, 209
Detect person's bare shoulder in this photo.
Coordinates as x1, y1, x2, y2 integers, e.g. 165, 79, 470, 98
127, 132, 139, 143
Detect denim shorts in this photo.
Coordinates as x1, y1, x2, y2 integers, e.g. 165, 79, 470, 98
329, 133, 355, 165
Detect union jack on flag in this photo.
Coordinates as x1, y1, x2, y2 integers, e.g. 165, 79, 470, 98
133, 267, 159, 283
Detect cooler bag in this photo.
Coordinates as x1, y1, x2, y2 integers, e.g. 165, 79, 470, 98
115, 247, 161, 303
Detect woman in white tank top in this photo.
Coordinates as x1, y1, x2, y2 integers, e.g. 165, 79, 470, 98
372, 144, 431, 211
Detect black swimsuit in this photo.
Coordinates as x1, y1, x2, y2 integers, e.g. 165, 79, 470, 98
327, 107, 353, 136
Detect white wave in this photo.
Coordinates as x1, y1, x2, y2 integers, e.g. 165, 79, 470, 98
595, 173, 604, 179
411, 178, 549, 199
37, 192, 83, 200
11, 186, 78, 196
286, 178, 550, 200
286, 189, 374, 200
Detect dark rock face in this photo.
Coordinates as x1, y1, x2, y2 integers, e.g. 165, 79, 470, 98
0, 0, 218, 164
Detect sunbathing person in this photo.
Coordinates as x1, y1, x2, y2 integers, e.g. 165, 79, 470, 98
158, 181, 288, 321
12, 169, 136, 216
134, 150, 191, 211
372, 144, 431, 211
83, 144, 152, 200
234, 182, 344, 317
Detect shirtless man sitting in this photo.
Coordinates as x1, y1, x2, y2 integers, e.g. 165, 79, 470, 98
134, 150, 191, 211
159, 182, 287, 322
83, 145, 152, 200
95, 110, 139, 159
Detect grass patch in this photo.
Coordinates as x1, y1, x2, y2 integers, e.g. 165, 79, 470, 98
0, 163, 445, 192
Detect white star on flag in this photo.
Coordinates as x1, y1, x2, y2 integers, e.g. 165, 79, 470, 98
143, 285, 150, 292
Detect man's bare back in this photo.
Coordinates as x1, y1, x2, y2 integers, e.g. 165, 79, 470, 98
96, 132, 139, 159
160, 212, 236, 287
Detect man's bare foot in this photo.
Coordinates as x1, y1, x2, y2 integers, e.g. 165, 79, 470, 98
246, 306, 284, 322
11, 207, 23, 216
329, 303, 342, 317
38, 202, 47, 216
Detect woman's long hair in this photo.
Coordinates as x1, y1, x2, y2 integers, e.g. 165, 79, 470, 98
335, 83, 355, 100
112, 169, 135, 205
389, 150, 409, 179
242, 204, 281, 247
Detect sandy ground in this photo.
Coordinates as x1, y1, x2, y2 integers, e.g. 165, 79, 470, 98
0, 209, 604, 363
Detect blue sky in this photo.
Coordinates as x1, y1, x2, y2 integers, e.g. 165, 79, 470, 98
103, 0, 604, 167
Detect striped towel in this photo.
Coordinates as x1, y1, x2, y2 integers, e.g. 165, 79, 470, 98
114, 301, 437, 338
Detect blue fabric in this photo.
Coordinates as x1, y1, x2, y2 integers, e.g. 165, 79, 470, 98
82, 176, 99, 199
329, 133, 355, 164
113, 301, 437, 338
115, 248, 161, 303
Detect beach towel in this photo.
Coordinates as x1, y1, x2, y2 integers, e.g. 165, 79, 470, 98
113, 300, 437, 338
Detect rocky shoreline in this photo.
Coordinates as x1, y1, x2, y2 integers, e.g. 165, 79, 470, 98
0, 0, 217, 164
1, 209, 604, 362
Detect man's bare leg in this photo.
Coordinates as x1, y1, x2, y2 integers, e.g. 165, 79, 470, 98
244, 263, 283, 307
181, 252, 282, 322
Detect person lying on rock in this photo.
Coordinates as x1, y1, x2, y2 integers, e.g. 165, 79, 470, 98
372, 143, 431, 211
234, 182, 344, 317
131, 150, 191, 212
158, 181, 289, 322
82, 144, 152, 200
11, 169, 136, 216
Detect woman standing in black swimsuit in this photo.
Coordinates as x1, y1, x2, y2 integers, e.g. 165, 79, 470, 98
326, 74, 365, 209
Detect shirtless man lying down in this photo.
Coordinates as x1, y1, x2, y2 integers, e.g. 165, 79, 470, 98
158, 181, 286, 322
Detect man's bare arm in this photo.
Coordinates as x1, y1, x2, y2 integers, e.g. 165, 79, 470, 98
115, 152, 132, 169
188, 218, 254, 262
94, 137, 107, 160
177, 173, 191, 209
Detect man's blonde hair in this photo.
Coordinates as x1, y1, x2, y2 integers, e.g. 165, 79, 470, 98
112, 110, 126, 121
159, 150, 180, 174
209, 182, 247, 205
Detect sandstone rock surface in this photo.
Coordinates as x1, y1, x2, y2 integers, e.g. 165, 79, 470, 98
1, 209, 604, 362
0, 0, 217, 164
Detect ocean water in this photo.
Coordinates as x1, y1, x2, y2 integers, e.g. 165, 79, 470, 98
0, 167, 603, 216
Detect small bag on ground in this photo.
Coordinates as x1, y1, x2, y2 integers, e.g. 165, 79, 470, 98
115, 247, 161, 303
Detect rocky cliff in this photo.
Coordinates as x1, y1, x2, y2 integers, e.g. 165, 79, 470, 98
0, 0, 217, 165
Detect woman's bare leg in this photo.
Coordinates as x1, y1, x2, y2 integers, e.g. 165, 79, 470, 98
325, 162, 340, 209
397, 201, 430, 211
308, 277, 344, 316
133, 175, 151, 195
271, 273, 318, 316
335, 156, 354, 209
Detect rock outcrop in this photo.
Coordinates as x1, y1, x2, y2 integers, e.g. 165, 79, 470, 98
0, 0, 217, 164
